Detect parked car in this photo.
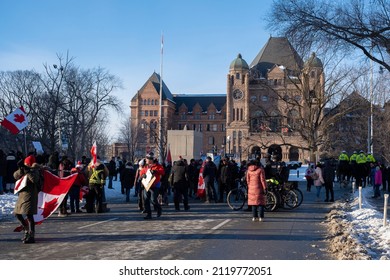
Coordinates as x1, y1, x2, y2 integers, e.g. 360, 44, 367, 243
286, 161, 302, 169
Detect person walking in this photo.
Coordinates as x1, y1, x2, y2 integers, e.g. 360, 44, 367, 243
120, 161, 136, 202
139, 153, 165, 220
170, 157, 190, 211
373, 165, 382, 198
13, 155, 42, 244
246, 159, 267, 222
322, 160, 336, 202
305, 163, 315, 192
202, 156, 218, 203
107, 157, 116, 189
58, 156, 73, 217
313, 162, 325, 201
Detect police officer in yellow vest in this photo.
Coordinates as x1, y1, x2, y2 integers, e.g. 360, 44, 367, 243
338, 151, 350, 181
356, 150, 367, 187
366, 153, 375, 163
349, 151, 358, 181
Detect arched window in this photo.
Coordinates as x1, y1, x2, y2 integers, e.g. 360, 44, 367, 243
147, 99, 151, 105
151, 99, 154, 105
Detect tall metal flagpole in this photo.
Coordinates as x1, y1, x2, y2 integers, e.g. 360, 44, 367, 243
158, 32, 164, 163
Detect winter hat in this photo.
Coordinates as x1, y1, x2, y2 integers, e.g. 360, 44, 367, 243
138, 159, 145, 166
24, 155, 36, 167
145, 152, 155, 160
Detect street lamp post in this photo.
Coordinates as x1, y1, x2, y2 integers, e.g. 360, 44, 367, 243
226, 135, 231, 154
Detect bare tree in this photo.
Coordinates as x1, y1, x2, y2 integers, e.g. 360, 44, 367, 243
267, 0, 390, 72
0, 52, 123, 160
117, 116, 143, 163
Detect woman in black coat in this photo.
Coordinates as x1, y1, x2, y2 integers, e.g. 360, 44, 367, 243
120, 162, 136, 202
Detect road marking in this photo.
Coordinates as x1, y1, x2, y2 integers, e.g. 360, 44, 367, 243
211, 219, 231, 230
77, 218, 118, 229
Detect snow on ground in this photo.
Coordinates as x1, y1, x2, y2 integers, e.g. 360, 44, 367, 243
2, 173, 390, 260
325, 186, 390, 260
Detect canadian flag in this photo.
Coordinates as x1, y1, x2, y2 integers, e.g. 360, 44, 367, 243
0, 106, 29, 134
196, 161, 206, 198
14, 170, 78, 232
90, 141, 97, 168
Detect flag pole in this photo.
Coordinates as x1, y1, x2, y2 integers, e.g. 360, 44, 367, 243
158, 31, 164, 163
23, 129, 27, 156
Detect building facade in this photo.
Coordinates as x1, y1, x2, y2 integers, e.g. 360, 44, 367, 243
126, 37, 324, 162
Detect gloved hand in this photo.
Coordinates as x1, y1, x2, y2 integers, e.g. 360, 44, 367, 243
141, 174, 147, 179
150, 170, 155, 175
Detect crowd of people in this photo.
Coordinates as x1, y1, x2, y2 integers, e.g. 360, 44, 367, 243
7, 147, 388, 244
304, 149, 389, 203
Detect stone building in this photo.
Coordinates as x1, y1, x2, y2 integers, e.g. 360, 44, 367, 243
125, 37, 324, 162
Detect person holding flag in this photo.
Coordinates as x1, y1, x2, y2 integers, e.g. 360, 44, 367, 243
13, 155, 42, 244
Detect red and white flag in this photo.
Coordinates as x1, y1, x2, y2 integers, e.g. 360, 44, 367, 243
196, 161, 206, 198
165, 144, 172, 165
90, 141, 97, 168
14, 170, 78, 232
14, 175, 28, 194
1, 106, 29, 134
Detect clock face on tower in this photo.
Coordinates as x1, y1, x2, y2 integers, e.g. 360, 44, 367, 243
233, 89, 243, 100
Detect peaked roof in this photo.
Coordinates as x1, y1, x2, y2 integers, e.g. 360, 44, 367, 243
250, 37, 304, 76
172, 94, 226, 112
131, 72, 174, 102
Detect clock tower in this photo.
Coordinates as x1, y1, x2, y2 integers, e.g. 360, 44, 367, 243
226, 53, 250, 156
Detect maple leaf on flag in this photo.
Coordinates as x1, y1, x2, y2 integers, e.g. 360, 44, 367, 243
14, 114, 26, 123
40, 197, 59, 218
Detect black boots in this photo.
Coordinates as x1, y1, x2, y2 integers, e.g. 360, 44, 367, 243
23, 231, 35, 244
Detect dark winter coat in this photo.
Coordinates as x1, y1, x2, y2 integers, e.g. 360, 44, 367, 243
108, 160, 116, 176
0, 150, 7, 177
322, 161, 336, 183
120, 165, 136, 189
202, 160, 217, 183
5, 153, 17, 184
13, 163, 41, 215
246, 164, 267, 206
187, 163, 198, 183
170, 160, 188, 185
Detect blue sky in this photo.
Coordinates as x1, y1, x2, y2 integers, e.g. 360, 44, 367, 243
0, 0, 274, 137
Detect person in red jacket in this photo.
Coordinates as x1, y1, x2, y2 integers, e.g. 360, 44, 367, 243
139, 153, 165, 220
246, 159, 267, 222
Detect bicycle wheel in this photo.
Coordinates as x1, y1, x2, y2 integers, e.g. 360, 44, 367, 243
264, 191, 278, 212
292, 188, 304, 207
227, 189, 246, 211
284, 190, 298, 209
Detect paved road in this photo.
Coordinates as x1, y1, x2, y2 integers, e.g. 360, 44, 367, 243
0, 182, 342, 260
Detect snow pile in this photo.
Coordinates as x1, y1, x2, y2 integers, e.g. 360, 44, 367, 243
325, 187, 390, 260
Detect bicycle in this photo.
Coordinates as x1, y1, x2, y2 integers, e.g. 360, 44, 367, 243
227, 178, 278, 212
266, 179, 299, 209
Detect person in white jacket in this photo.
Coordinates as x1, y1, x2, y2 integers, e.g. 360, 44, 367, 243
313, 162, 325, 201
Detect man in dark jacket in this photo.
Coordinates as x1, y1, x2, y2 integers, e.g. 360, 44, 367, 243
107, 157, 116, 189
170, 158, 189, 211
202, 156, 218, 203
322, 160, 336, 202
217, 157, 237, 202
187, 159, 199, 198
